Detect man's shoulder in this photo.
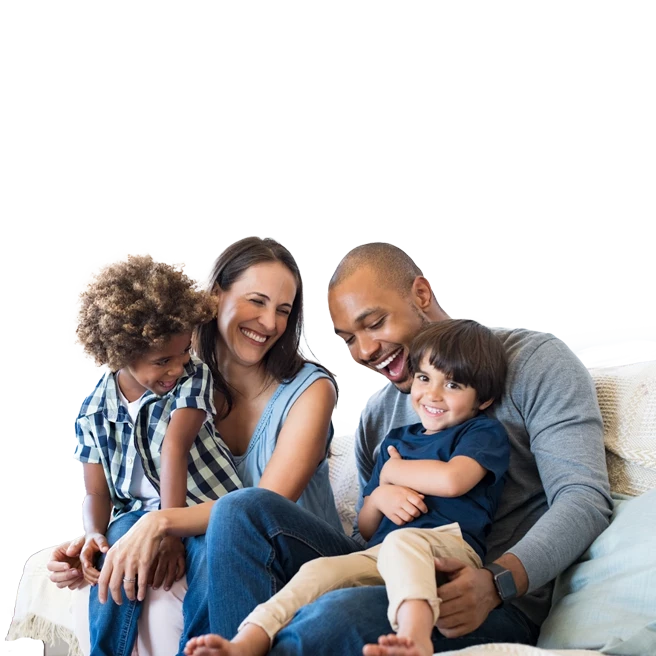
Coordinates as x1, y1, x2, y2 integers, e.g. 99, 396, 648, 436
492, 326, 578, 373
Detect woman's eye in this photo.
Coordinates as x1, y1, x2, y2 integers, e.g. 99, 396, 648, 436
369, 317, 385, 330
277, 308, 291, 316
250, 298, 264, 306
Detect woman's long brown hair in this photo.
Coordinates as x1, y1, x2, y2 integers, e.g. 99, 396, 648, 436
194, 236, 336, 418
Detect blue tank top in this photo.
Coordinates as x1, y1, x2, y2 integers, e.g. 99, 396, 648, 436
230, 363, 343, 532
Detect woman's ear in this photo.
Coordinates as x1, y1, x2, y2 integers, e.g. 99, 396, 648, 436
211, 283, 223, 314
478, 398, 494, 411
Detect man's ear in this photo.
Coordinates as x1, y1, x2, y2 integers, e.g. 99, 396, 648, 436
478, 398, 494, 411
410, 276, 434, 312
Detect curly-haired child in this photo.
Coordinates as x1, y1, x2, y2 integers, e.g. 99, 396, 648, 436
73, 255, 242, 655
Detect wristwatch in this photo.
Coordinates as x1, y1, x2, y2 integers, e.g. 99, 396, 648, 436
482, 563, 517, 605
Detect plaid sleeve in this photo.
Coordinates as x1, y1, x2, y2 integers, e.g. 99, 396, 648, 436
170, 358, 216, 420
73, 415, 101, 464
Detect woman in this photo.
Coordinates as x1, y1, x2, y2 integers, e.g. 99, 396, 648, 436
48, 236, 344, 655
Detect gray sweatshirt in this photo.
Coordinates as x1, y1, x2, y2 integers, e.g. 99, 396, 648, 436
354, 328, 613, 627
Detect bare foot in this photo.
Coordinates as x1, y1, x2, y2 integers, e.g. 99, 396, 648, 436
184, 634, 240, 656
185, 625, 270, 656
362, 633, 433, 656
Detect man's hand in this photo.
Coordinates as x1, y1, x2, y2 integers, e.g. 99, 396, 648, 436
47, 537, 87, 590
80, 532, 110, 586
434, 557, 500, 637
148, 535, 186, 591
371, 483, 428, 525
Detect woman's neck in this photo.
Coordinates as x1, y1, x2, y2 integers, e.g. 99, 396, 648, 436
216, 348, 274, 402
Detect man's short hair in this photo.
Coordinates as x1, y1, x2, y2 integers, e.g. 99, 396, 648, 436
408, 319, 508, 404
329, 243, 423, 296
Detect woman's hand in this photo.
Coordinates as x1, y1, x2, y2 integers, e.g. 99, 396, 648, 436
97, 511, 168, 604
371, 483, 428, 525
47, 537, 87, 590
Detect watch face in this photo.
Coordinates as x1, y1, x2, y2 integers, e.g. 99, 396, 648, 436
496, 570, 517, 600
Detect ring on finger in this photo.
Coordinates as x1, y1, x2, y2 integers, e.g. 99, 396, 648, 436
123, 576, 136, 583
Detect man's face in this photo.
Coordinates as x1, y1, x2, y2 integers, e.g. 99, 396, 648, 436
329, 267, 429, 393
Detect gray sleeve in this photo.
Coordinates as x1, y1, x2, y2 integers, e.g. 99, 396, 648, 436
508, 338, 613, 591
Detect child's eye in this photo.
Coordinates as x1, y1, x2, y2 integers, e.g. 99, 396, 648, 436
416, 374, 429, 383
446, 382, 461, 390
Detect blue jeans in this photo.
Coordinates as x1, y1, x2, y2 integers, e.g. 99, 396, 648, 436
89, 511, 210, 656
205, 488, 540, 655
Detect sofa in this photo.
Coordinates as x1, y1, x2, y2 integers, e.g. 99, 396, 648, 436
7, 359, 656, 656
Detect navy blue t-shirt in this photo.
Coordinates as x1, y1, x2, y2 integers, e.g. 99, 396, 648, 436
362, 414, 509, 561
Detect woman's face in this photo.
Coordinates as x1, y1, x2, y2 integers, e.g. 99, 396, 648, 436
214, 260, 298, 368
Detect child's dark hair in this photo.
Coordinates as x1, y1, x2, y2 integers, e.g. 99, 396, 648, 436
408, 319, 507, 405
77, 255, 215, 371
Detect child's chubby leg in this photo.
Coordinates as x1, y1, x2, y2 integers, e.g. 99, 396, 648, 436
366, 525, 481, 656
185, 548, 384, 656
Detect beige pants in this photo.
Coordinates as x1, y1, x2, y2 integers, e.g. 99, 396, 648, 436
241, 522, 482, 643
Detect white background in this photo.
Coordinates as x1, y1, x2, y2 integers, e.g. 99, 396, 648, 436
1, 2, 655, 654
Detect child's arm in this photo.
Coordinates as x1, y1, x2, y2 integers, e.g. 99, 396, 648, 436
159, 407, 207, 509
151, 407, 207, 590
80, 462, 112, 585
380, 446, 487, 497
357, 494, 384, 541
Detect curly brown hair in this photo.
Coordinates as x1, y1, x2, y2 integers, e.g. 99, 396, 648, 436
77, 255, 215, 371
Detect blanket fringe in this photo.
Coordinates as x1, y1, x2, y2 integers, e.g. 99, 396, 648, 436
6, 613, 83, 656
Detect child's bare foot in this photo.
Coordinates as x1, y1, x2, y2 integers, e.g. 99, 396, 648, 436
362, 633, 433, 656
184, 624, 270, 656
184, 634, 240, 656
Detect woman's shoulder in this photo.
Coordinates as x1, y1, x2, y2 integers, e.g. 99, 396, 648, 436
269, 363, 336, 417
284, 362, 335, 389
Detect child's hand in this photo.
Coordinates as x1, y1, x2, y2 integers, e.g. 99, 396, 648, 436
80, 532, 109, 586
372, 483, 428, 526
148, 535, 186, 591
380, 445, 404, 484
387, 445, 402, 459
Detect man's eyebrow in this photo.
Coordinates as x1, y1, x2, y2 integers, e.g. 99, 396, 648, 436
333, 307, 383, 335
250, 292, 292, 308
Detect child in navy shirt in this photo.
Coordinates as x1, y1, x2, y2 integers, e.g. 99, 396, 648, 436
184, 319, 509, 656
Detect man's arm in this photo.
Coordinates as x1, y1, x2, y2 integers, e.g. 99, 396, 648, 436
504, 338, 612, 592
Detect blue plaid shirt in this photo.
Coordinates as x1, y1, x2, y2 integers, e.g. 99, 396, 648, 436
74, 355, 242, 522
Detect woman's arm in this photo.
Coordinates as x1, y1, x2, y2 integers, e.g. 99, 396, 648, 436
257, 377, 337, 501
